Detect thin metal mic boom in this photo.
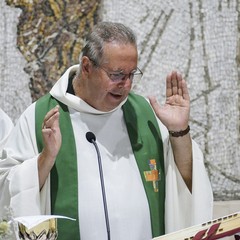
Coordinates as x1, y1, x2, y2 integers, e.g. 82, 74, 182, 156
86, 131, 111, 240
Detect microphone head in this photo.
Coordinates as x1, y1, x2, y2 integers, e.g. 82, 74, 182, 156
86, 131, 96, 143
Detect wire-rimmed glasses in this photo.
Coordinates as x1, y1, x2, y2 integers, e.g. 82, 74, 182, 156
89, 59, 143, 86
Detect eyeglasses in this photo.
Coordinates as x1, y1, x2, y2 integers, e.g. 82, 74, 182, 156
89, 59, 143, 85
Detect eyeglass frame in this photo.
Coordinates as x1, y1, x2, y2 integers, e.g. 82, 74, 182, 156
88, 58, 143, 83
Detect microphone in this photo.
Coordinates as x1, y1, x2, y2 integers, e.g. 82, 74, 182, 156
86, 131, 96, 143
86, 132, 111, 240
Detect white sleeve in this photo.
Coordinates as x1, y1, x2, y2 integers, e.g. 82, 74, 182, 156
0, 103, 50, 217
158, 121, 213, 233
0, 108, 14, 153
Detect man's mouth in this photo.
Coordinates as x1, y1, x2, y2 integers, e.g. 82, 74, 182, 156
109, 92, 123, 98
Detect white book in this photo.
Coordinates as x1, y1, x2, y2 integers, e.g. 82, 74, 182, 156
153, 212, 240, 240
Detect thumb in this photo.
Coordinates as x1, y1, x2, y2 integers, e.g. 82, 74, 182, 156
148, 95, 160, 112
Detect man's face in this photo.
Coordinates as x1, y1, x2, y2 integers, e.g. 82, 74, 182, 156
80, 42, 138, 112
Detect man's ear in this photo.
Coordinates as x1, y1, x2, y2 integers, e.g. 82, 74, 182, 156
81, 56, 92, 76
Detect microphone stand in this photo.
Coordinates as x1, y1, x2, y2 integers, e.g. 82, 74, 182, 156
86, 132, 111, 240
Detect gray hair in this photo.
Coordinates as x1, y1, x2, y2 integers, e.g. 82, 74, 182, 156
81, 22, 137, 66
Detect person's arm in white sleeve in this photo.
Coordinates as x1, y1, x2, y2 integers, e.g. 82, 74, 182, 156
0, 103, 60, 217
149, 71, 213, 232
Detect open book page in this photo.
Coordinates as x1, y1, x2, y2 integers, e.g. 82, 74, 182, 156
153, 212, 240, 240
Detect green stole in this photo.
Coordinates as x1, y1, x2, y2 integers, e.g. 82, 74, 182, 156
35, 92, 165, 239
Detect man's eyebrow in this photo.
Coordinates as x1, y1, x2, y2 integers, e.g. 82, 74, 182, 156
109, 68, 137, 73
110, 70, 124, 73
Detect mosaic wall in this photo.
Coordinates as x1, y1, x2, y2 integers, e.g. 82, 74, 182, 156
5, 0, 101, 101
0, 0, 240, 200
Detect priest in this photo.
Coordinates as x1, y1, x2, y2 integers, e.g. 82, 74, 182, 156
0, 22, 213, 240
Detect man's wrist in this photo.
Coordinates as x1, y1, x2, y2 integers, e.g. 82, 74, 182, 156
168, 125, 190, 137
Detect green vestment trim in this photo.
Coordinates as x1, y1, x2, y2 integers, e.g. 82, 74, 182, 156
122, 92, 165, 237
35, 92, 165, 239
35, 93, 80, 240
